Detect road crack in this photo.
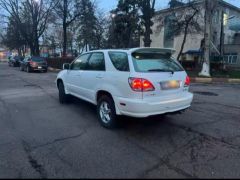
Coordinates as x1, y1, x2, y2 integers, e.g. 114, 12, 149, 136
32, 132, 85, 150
164, 121, 240, 150
123, 135, 197, 178
17, 77, 58, 101
21, 141, 47, 179
21, 132, 85, 178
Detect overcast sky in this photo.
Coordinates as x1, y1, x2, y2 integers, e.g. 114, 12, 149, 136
98, 0, 240, 12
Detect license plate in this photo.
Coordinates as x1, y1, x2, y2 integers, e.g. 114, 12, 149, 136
160, 80, 180, 90
38, 66, 42, 69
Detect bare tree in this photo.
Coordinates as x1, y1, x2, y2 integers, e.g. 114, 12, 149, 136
94, 10, 108, 49
54, 0, 84, 57
156, 0, 203, 61
0, 0, 57, 55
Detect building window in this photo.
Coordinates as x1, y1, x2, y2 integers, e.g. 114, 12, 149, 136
224, 53, 238, 64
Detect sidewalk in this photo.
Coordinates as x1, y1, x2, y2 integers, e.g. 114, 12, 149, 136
191, 77, 240, 84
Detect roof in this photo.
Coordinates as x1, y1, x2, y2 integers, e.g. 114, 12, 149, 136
88, 48, 176, 55
219, 0, 240, 13
155, 0, 240, 15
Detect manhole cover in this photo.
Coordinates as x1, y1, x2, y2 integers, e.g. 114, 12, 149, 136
193, 91, 219, 96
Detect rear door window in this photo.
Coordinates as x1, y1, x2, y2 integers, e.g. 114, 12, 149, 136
71, 53, 90, 70
108, 52, 129, 72
87, 52, 105, 71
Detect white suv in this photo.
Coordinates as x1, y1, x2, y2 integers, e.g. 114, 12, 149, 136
56, 48, 193, 128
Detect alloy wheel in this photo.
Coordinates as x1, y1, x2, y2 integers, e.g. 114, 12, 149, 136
99, 101, 112, 124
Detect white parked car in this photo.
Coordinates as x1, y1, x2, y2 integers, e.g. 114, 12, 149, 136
56, 48, 193, 128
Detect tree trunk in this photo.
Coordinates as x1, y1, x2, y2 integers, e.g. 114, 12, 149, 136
30, 44, 35, 56
33, 28, 40, 56
62, 0, 68, 57
177, 24, 188, 61
142, 0, 154, 47
35, 39, 40, 56
18, 48, 21, 56
144, 22, 152, 47
199, 0, 212, 77
63, 23, 67, 57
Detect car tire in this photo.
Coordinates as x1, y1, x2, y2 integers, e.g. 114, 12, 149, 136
43, 69, 48, 73
20, 66, 23, 71
97, 95, 118, 129
58, 81, 70, 104
26, 66, 31, 73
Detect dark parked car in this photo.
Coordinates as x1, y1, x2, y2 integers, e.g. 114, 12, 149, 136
8, 56, 24, 67
20, 56, 48, 73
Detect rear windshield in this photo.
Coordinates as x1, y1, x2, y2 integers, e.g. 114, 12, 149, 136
14, 56, 23, 60
132, 52, 184, 73
32, 57, 45, 62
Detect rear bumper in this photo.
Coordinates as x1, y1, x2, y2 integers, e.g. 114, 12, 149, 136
30, 66, 48, 71
114, 92, 193, 118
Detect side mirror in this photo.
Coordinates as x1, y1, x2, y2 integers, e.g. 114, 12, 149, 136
63, 63, 70, 70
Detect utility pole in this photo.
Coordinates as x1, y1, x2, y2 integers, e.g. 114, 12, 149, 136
220, 10, 225, 70
199, 0, 213, 77
220, 10, 224, 57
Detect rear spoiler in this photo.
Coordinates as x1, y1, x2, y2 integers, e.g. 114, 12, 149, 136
131, 48, 176, 55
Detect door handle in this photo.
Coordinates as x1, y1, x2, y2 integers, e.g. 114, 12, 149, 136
96, 75, 103, 79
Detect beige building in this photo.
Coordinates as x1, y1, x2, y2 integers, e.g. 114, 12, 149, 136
141, 0, 240, 68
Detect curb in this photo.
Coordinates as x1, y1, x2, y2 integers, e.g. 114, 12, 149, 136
191, 77, 240, 84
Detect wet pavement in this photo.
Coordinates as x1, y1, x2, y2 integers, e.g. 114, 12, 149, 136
0, 62, 240, 178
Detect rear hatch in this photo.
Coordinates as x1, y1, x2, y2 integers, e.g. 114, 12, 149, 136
130, 48, 188, 100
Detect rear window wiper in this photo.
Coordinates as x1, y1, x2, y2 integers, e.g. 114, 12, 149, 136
148, 69, 175, 74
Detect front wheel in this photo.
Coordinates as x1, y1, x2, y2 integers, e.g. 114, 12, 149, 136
58, 81, 70, 104
97, 95, 118, 129
26, 66, 31, 73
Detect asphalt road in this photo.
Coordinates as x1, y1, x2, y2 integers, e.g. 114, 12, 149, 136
0, 62, 240, 178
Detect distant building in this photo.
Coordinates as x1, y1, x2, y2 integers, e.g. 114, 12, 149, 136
141, 0, 240, 69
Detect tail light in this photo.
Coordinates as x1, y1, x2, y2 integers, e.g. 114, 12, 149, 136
29, 60, 37, 67
185, 76, 190, 87
129, 78, 155, 92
